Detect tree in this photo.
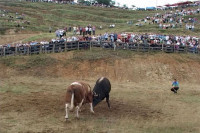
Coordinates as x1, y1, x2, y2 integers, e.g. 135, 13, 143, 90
95, 0, 111, 5
132, 5, 135, 8
78, 0, 85, 4
110, 0, 115, 6
123, 4, 127, 9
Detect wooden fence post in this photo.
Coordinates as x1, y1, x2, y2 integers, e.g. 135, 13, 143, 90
39, 45, 42, 54
53, 43, 55, 53
185, 45, 187, 53
29, 46, 32, 55
59, 44, 61, 53
3, 47, 6, 56
162, 44, 164, 52
64, 42, 67, 52
27, 46, 30, 55
114, 42, 116, 51
137, 43, 140, 52
148, 44, 150, 53
173, 44, 175, 53
78, 41, 79, 50
0, 48, 2, 56
15, 46, 18, 55
90, 41, 92, 51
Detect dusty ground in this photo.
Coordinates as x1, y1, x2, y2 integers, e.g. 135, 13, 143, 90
0, 52, 200, 133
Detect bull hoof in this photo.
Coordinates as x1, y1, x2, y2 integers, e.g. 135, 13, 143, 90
91, 111, 95, 114
76, 117, 80, 120
69, 109, 74, 112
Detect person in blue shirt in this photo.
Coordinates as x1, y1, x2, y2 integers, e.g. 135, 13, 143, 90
171, 79, 179, 93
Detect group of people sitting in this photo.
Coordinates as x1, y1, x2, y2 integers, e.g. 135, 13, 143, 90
141, 8, 199, 30
0, 9, 30, 30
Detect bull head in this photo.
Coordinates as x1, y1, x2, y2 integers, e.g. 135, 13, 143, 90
92, 91, 101, 107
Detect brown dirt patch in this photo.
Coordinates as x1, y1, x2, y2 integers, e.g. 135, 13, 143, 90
0, 91, 162, 121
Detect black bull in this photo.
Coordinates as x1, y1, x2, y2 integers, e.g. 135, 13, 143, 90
92, 77, 111, 108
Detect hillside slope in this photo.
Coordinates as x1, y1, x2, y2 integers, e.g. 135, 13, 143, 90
1, 49, 200, 83
1, 0, 199, 45
1, 50, 200, 133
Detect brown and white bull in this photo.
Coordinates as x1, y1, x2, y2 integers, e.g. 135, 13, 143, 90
65, 81, 94, 120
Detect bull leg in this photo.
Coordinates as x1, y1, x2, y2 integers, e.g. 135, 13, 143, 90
76, 99, 84, 118
65, 103, 70, 119
78, 99, 84, 109
89, 103, 94, 114
76, 106, 80, 118
106, 95, 110, 108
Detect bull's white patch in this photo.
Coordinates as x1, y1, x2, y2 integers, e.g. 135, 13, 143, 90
90, 103, 94, 113
99, 77, 104, 83
76, 106, 80, 118
65, 103, 69, 119
87, 85, 91, 92
71, 82, 82, 86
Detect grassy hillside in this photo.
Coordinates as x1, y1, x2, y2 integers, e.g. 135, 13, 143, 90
0, 0, 156, 33
1, 48, 200, 83
0, 0, 199, 44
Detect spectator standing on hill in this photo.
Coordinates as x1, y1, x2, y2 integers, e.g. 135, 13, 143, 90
79, 27, 82, 35
82, 27, 86, 37
85, 26, 88, 35
49, 27, 52, 33
92, 26, 96, 35
171, 79, 179, 94
114, 32, 118, 42
68, 26, 72, 32
104, 32, 108, 41
89, 26, 92, 35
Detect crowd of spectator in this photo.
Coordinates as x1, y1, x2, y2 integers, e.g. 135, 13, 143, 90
94, 33, 199, 48
0, 9, 30, 30
55, 24, 97, 38
1, 32, 199, 51
140, 8, 200, 30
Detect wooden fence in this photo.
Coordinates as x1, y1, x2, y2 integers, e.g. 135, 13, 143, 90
0, 41, 199, 57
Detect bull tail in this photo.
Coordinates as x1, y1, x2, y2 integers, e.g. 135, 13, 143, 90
70, 91, 74, 110
88, 84, 92, 91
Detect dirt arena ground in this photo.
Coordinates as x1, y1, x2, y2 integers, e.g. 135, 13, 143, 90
0, 76, 200, 133
0, 52, 200, 133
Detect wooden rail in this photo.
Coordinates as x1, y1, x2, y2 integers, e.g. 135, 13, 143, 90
0, 41, 199, 57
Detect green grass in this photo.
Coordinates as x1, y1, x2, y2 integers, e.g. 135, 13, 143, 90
72, 48, 137, 61
146, 126, 191, 133
0, 0, 158, 35
0, 54, 57, 70
0, 83, 32, 93
22, 33, 55, 42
